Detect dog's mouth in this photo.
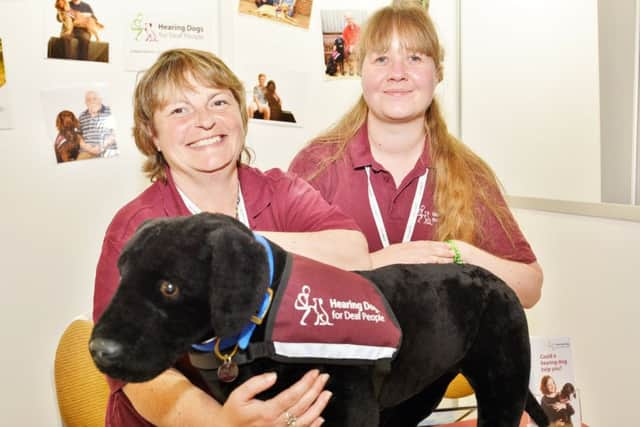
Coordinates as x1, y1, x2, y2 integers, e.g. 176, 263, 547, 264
89, 336, 171, 383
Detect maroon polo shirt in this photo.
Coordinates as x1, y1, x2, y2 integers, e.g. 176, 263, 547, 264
289, 125, 536, 263
92, 165, 361, 427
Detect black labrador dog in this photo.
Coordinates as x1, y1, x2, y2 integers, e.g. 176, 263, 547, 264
90, 213, 548, 427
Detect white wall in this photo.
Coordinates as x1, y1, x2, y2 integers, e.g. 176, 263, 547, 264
461, 0, 602, 203
0, 0, 637, 426
515, 208, 640, 427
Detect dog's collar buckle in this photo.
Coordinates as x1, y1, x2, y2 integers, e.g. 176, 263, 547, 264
250, 287, 274, 326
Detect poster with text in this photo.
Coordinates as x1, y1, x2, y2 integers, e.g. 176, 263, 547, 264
124, 4, 218, 71
45, 0, 110, 63
528, 336, 582, 427
0, 37, 12, 129
41, 83, 119, 164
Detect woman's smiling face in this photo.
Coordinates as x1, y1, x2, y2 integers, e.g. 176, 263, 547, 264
361, 32, 438, 125
151, 76, 245, 179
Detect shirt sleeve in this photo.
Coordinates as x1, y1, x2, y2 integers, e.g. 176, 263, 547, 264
273, 172, 361, 233
474, 183, 537, 264
288, 145, 336, 199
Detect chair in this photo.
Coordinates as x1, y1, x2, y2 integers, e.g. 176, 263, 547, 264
444, 373, 474, 399
54, 318, 109, 427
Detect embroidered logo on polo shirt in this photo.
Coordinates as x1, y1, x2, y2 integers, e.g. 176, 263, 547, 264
417, 205, 439, 225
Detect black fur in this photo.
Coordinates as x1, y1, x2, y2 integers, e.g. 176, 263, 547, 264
90, 213, 549, 427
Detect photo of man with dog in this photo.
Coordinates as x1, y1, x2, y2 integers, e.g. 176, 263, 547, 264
42, 85, 118, 164
321, 9, 366, 79
238, 0, 313, 29
46, 0, 109, 62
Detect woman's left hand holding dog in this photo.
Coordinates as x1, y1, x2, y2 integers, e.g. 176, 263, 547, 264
219, 370, 331, 427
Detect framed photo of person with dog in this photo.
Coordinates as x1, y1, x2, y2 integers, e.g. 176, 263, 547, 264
238, 0, 314, 30
41, 83, 119, 164
45, 0, 110, 62
320, 8, 367, 80
237, 65, 309, 127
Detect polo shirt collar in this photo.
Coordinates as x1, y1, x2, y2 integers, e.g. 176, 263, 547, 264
162, 165, 271, 221
238, 165, 271, 220
347, 123, 434, 173
164, 167, 192, 217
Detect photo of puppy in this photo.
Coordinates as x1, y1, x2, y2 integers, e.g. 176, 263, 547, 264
55, 0, 104, 42
53, 110, 82, 163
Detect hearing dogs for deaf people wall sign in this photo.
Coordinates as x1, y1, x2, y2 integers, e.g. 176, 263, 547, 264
123, 3, 219, 71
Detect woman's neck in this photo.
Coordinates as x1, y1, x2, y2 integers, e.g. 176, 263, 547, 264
172, 167, 240, 217
367, 115, 427, 186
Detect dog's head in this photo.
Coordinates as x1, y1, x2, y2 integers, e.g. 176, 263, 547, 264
90, 213, 271, 382
560, 382, 576, 400
55, 110, 79, 133
55, 0, 69, 12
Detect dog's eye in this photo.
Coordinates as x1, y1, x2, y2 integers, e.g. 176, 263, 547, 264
160, 281, 179, 298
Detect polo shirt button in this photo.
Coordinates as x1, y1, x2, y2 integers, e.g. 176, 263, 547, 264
383, 175, 390, 182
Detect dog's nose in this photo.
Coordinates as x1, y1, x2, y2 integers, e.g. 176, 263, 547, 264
89, 337, 123, 366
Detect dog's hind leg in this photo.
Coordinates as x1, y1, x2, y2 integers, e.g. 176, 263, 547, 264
459, 299, 531, 426
379, 371, 457, 427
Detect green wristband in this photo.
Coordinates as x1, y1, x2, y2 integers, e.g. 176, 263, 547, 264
445, 240, 464, 264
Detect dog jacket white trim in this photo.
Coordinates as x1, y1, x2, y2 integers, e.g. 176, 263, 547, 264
265, 254, 402, 364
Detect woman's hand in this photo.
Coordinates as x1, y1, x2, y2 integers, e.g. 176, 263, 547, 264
219, 369, 331, 427
370, 240, 454, 268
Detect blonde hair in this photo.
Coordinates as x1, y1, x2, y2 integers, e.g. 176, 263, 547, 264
133, 48, 251, 182
309, 2, 512, 243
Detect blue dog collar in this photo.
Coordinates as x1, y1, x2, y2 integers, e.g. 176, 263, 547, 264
191, 232, 275, 353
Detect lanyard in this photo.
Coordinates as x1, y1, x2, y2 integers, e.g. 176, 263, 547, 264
364, 166, 428, 248
178, 183, 250, 228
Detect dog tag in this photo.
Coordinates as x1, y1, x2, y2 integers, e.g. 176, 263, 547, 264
217, 359, 239, 383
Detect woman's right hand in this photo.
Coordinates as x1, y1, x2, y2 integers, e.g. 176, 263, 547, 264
370, 240, 454, 268
219, 369, 331, 427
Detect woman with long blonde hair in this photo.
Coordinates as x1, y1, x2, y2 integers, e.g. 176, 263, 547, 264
290, 2, 542, 308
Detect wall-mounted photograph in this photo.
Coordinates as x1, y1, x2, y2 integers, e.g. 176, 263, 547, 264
238, 0, 314, 30
0, 37, 5, 88
0, 37, 12, 130
239, 66, 309, 127
320, 9, 367, 79
123, 3, 219, 71
41, 84, 119, 164
46, 0, 109, 62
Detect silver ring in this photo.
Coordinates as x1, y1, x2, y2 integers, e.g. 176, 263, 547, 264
285, 411, 297, 426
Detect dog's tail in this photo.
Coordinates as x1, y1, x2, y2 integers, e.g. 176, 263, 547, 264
525, 390, 549, 427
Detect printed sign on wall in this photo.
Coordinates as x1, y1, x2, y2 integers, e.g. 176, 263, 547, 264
124, 5, 219, 71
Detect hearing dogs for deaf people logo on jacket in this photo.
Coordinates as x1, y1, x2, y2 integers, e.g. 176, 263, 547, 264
293, 284, 387, 326
268, 255, 401, 363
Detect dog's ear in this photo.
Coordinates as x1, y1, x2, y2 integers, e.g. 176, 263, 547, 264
206, 225, 270, 340
117, 218, 166, 272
